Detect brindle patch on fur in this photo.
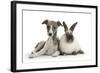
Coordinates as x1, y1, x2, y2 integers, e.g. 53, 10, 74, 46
35, 42, 46, 52
66, 33, 74, 43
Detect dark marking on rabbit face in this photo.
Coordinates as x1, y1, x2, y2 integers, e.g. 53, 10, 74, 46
63, 21, 77, 43
65, 30, 74, 43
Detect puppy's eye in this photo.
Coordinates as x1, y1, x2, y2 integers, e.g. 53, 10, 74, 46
47, 26, 50, 29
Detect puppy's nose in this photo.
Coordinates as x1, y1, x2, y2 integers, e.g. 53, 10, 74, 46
49, 33, 52, 36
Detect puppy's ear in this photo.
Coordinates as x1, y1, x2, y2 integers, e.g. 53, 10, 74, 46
63, 21, 68, 31
57, 21, 62, 26
42, 20, 48, 24
70, 22, 77, 32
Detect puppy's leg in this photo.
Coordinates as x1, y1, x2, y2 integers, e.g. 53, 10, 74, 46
34, 41, 45, 53
52, 50, 60, 57
31, 47, 47, 58
29, 41, 45, 58
31, 42, 49, 58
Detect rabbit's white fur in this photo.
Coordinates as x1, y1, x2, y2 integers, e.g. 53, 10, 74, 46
60, 34, 80, 54
59, 22, 83, 55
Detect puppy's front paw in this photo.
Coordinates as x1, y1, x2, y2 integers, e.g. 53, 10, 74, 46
52, 51, 60, 57
29, 53, 37, 58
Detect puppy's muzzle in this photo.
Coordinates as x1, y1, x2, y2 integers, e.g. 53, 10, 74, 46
49, 33, 52, 36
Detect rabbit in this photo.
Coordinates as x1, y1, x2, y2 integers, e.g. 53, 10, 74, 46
59, 21, 84, 55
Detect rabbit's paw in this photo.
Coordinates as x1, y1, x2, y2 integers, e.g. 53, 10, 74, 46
72, 51, 77, 55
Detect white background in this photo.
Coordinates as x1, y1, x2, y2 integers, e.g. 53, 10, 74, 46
0, 0, 100, 73
22, 6, 92, 60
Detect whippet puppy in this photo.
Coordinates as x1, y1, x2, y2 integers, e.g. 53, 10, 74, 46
29, 20, 62, 58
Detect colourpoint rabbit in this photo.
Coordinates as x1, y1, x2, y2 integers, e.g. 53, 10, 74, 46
59, 21, 84, 55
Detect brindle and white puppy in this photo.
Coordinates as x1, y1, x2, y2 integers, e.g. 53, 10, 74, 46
29, 20, 62, 58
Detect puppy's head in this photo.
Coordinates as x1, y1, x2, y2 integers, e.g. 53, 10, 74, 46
42, 19, 62, 37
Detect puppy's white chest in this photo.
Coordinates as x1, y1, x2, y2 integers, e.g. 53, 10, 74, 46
45, 37, 57, 55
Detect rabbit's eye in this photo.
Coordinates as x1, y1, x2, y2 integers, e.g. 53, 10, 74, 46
53, 27, 56, 29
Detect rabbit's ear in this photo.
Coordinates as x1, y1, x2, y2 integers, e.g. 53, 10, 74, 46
57, 21, 62, 26
63, 21, 68, 31
70, 22, 77, 32
42, 19, 48, 24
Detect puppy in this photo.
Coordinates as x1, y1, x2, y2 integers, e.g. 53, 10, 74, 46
29, 19, 62, 58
